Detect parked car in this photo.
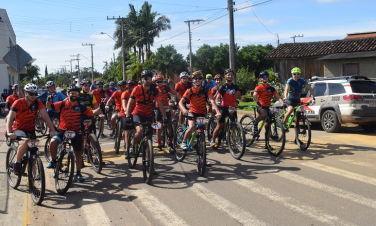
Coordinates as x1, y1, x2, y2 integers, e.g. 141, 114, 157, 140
301, 75, 376, 133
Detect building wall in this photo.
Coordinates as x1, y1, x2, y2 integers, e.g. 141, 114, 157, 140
323, 58, 376, 80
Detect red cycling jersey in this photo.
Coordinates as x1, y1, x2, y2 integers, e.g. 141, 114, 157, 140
91, 89, 105, 104
6, 94, 20, 108
254, 84, 277, 107
11, 99, 44, 133
217, 83, 240, 107
131, 85, 160, 117
111, 90, 123, 111
52, 100, 93, 131
183, 87, 212, 115
175, 81, 192, 103
156, 85, 176, 107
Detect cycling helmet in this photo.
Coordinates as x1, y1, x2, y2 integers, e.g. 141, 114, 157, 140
24, 83, 38, 92
191, 71, 203, 78
118, 80, 127, 86
214, 74, 222, 80
3, 88, 7, 92
224, 68, 235, 75
154, 75, 163, 82
104, 83, 109, 88
96, 81, 104, 86
109, 81, 115, 86
138, 81, 142, 85
127, 80, 138, 87
68, 85, 81, 93
179, 71, 189, 78
12, 84, 19, 89
259, 70, 269, 78
291, 67, 301, 74
46, 81, 55, 87
206, 74, 213, 79
141, 70, 153, 78
61, 89, 67, 93
80, 78, 92, 85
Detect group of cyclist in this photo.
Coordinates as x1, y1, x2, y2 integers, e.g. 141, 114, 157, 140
5, 66, 314, 185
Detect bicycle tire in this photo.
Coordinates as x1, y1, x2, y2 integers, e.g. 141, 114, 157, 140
197, 133, 207, 176
206, 117, 217, 143
227, 122, 246, 160
44, 136, 52, 163
174, 125, 186, 161
265, 119, 286, 157
88, 134, 103, 174
5, 132, 11, 146
127, 130, 139, 168
114, 120, 122, 154
55, 149, 75, 195
161, 125, 166, 148
169, 123, 176, 154
96, 117, 103, 139
6, 146, 21, 189
142, 139, 154, 184
295, 115, 311, 151
29, 155, 45, 205
240, 114, 256, 147
40, 118, 48, 135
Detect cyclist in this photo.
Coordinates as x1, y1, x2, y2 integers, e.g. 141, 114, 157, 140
61, 89, 67, 97
38, 81, 66, 120
7, 83, 56, 176
104, 83, 114, 100
91, 81, 106, 138
109, 81, 118, 92
253, 71, 285, 149
79, 78, 100, 134
5, 84, 20, 115
175, 72, 192, 125
283, 67, 315, 131
209, 74, 222, 115
179, 71, 221, 150
210, 68, 241, 148
106, 80, 127, 137
1, 88, 9, 102
46, 85, 100, 182
203, 74, 216, 90
125, 70, 168, 158
154, 75, 177, 151
90, 80, 97, 91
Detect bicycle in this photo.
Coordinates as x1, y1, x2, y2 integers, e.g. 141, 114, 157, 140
6, 135, 46, 205
174, 115, 207, 176
106, 104, 115, 130
114, 113, 123, 154
159, 106, 176, 151
95, 98, 107, 139
276, 99, 314, 151
207, 106, 246, 160
82, 119, 103, 174
126, 121, 160, 184
44, 117, 60, 163
240, 105, 286, 156
35, 112, 47, 135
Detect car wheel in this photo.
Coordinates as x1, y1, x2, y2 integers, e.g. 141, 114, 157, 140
321, 110, 341, 133
360, 124, 376, 132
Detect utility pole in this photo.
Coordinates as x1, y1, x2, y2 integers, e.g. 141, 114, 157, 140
228, 0, 236, 83
291, 34, 303, 43
107, 16, 126, 80
65, 59, 73, 74
184, 19, 204, 74
70, 54, 81, 86
82, 43, 95, 82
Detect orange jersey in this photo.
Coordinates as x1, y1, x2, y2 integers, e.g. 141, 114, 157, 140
183, 87, 212, 115
119, 90, 135, 117
211, 86, 219, 96
156, 85, 176, 107
91, 89, 105, 104
254, 84, 277, 107
175, 82, 192, 99
131, 85, 160, 117
111, 90, 123, 111
217, 83, 240, 107
6, 94, 20, 108
52, 100, 93, 131
11, 99, 44, 133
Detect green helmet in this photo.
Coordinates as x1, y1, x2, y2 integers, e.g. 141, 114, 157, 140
206, 74, 213, 79
104, 83, 109, 88
291, 67, 301, 74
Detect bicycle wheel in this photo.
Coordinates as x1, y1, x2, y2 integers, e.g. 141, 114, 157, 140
28, 155, 45, 205
88, 134, 103, 174
5, 132, 11, 146
174, 125, 186, 161
44, 136, 52, 163
127, 130, 139, 168
142, 139, 154, 184
240, 114, 256, 147
197, 133, 206, 176
206, 117, 217, 142
295, 115, 311, 151
114, 120, 122, 154
6, 147, 21, 189
265, 119, 286, 157
168, 123, 176, 154
227, 122, 246, 160
39, 118, 48, 135
96, 117, 103, 139
54, 149, 75, 195
160, 125, 166, 148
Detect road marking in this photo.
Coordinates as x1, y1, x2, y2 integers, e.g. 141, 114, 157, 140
81, 198, 111, 226
275, 170, 376, 209
300, 162, 376, 186
190, 183, 267, 226
339, 159, 376, 168
22, 193, 31, 226
131, 189, 189, 226
225, 175, 356, 226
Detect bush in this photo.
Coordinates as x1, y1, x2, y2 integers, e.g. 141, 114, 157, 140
236, 68, 256, 95
241, 94, 253, 102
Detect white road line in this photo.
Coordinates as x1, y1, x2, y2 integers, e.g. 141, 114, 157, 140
276, 170, 376, 209
190, 183, 267, 226
81, 198, 111, 226
339, 159, 376, 168
225, 175, 356, 226
300, 162, 376, 186
131, 189, 189, 226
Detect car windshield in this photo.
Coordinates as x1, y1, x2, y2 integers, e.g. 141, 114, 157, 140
350, 81, 376, 93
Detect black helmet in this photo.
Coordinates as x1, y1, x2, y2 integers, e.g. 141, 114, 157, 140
61, 89, 67, 93
68, 85, 81, 93
259, 70, 269, 78
224, 68, 235, 75
138, 81, 142, 85
80, 78, 92, 85
127, 79, 138, 87
141, 70, 153, 78
96, 81, 104, 86
118, 80, 127, 86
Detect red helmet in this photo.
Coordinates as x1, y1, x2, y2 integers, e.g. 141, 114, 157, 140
214, 74, 222, 80
154, 75, 164, 82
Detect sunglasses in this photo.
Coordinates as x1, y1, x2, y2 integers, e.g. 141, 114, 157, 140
156, 81, 163, 83
293, 73, 300, 75
143, 77, 152, 81
27, 92, 38, 96
69, 91, 79, 95
262, 75, 269, 79
121, 85, 127, 88
193, 77, 203, 80
98, 86, 103, 88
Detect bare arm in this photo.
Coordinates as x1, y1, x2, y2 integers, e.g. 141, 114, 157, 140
157, 100, 167, 119
209, 96, 221, 120
274, 93, 285, 105
126, 98, 134, 118
284, 85, 289, 99
122, 98, 127, 114
179, 97, 188, 115
6, 110, 16, 134
306, 84, 314, 99
46, 100, 52, 109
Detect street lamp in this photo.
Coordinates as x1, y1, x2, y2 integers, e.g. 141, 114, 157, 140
100, 32, 116, 41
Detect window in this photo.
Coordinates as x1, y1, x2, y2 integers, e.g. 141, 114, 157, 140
343, 63, 359, 76
328, 83, 346, 95
312, 83, 327, 97
350, 81, 376, 93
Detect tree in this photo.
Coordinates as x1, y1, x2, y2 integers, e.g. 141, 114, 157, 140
45, 65, 48, 77
236, 44, 274, 76
21, 63, 40, 85
153, 45, 187, 79
126, 51, 143, 80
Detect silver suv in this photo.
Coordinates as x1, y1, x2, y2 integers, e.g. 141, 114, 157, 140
304, 76, 376, 133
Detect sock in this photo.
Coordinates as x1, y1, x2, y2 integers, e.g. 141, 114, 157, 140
158, 139, 161, 145
76, 170, 81, 175
169, 138, 172, 143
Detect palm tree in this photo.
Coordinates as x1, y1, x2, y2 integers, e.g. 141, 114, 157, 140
126, 52, 143, 80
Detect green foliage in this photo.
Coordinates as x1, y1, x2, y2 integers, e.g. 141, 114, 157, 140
21, 63, 40, 85
153, 45, 187, 78
126, 51, 143, 80
266, 70, 284, 98
236, 44, 274, 76
235, 67, 256, 95
241, 94, 254, 102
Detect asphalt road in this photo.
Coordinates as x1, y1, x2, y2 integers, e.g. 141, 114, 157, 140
1, 117, 375, 226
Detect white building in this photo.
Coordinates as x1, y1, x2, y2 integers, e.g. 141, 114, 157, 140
0, 8, 20, 91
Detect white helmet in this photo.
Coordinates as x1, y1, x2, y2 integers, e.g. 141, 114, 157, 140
46, 81, 55, 87
24, 83, 38, 92
180, 71, 189, 78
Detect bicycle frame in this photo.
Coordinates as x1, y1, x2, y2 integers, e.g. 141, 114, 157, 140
177, 123, 205, 152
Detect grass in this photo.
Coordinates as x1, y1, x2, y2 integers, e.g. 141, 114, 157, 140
238, 101, 257, 111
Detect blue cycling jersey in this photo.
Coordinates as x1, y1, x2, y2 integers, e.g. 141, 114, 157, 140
286, 77, 308, 100
37, 90, 66, 113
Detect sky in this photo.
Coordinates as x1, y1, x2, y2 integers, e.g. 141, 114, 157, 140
2, 0, 376, 75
